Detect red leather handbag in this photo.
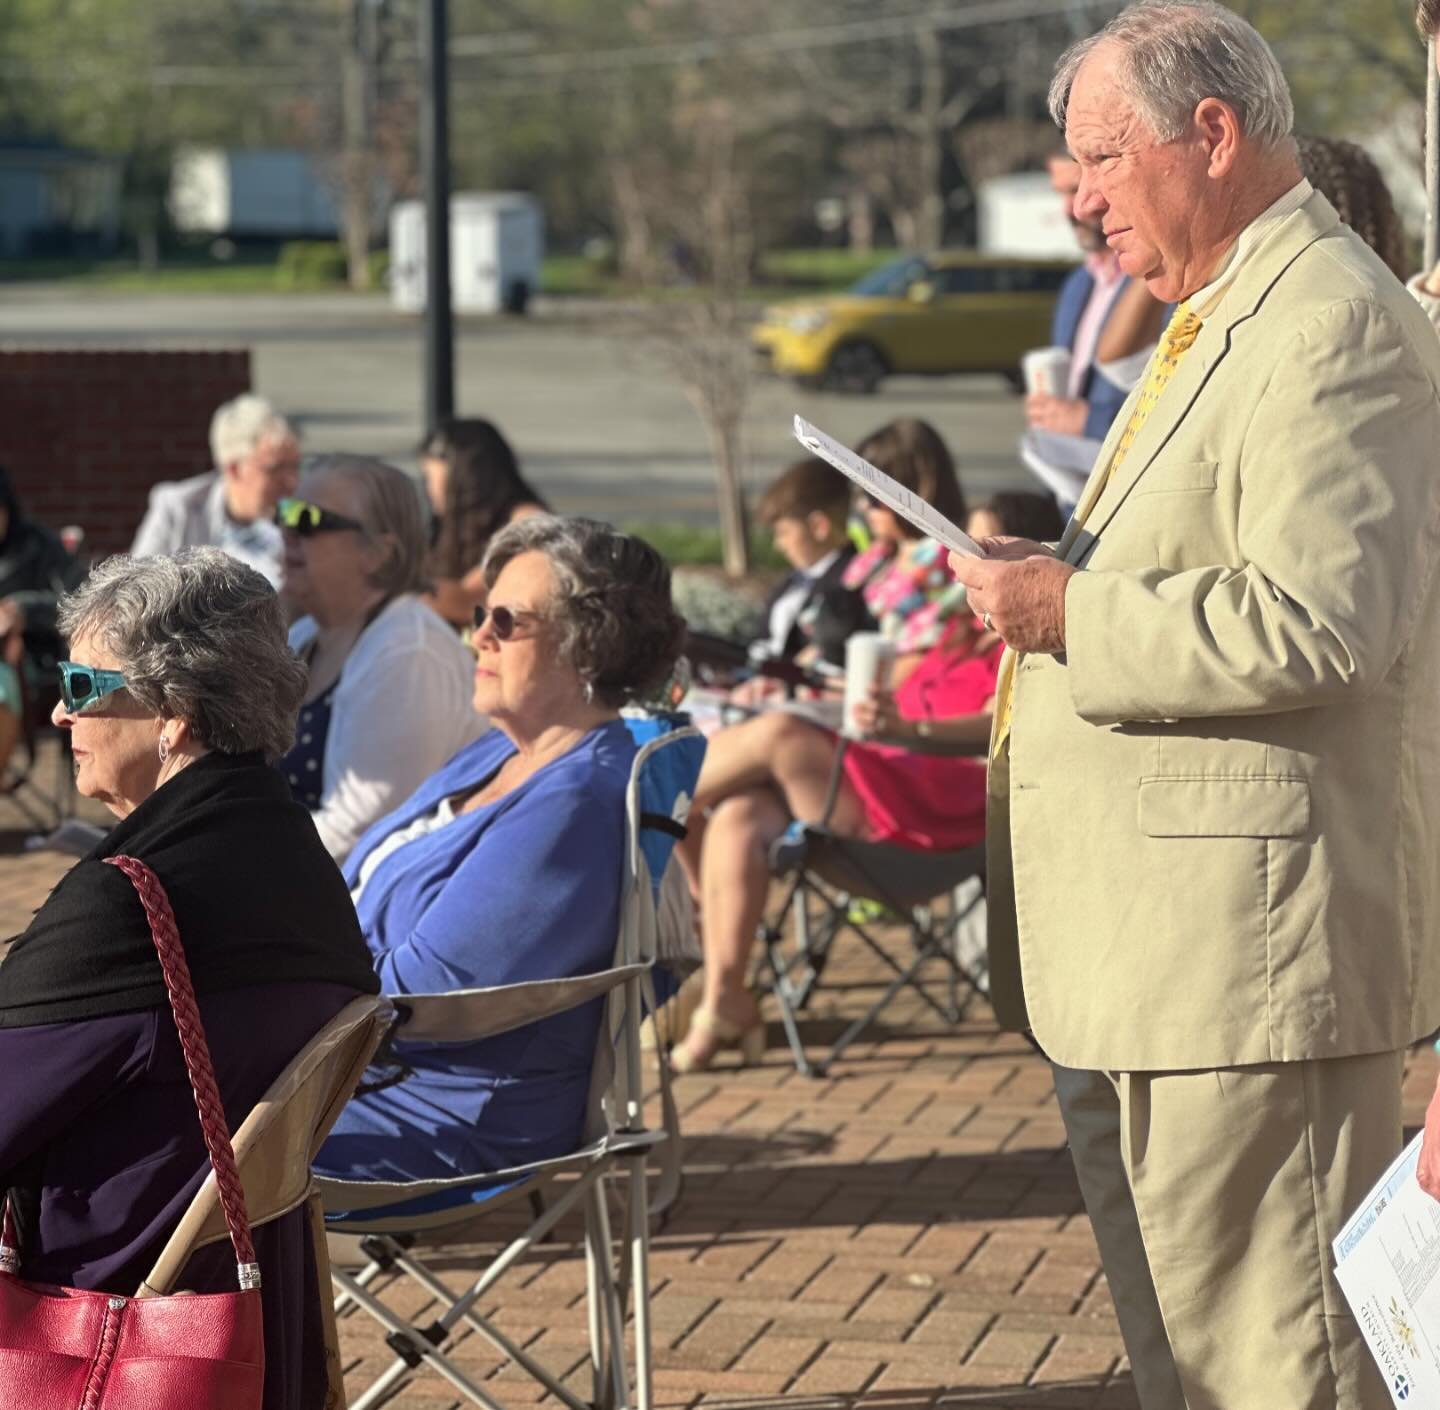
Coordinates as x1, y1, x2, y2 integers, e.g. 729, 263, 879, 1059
0, 856, 265, 1410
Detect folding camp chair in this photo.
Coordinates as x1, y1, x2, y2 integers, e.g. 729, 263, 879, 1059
0, 642, 76, 832
137, 994, 392, 1407
319, 718, 705, 1410
758, 730, 991, 1077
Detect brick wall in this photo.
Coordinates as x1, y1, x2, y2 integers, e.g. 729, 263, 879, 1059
0, 349, 252, 558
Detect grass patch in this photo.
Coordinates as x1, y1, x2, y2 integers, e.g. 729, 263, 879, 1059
0, 245, 904, 299
758, 248, 896, 288
623, 518, 787, 571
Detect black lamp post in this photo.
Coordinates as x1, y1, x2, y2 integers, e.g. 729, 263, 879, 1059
420, 0, 454, 431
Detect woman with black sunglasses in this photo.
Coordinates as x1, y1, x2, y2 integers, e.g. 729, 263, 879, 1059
277, 454, 483, 863
313, 516, 685, 1183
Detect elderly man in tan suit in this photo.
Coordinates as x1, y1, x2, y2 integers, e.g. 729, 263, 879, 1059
952, 4, 1440, 1408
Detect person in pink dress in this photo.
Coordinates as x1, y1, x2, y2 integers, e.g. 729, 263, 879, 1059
670, 610, 1002, 1073
840, 418, 969, 680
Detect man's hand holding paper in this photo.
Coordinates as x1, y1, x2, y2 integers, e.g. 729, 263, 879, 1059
949, 540, 1074, 654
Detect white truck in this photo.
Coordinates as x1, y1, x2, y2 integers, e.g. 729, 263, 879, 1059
388, 193, 544, 315
168, 147, 343, 238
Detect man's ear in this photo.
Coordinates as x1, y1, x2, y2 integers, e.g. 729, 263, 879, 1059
806, 509, 839, 543
1193, 96, 1243, 179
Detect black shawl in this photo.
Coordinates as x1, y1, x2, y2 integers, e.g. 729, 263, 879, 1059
0, 751, 379, 1027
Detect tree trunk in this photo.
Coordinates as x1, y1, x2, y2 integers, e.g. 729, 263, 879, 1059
708, 411, 751, 579
342, 157, 373, 291
915, 26, 947, 251
847, 189, 874, 253
341, 0, 376, 292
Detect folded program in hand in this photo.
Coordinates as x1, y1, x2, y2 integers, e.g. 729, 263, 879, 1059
793, 415, 983, 560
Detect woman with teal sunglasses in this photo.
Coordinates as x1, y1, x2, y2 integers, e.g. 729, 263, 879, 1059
2, 547, 379, 1408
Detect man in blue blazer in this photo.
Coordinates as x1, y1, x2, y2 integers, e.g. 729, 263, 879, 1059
1025, 154, 1149, 441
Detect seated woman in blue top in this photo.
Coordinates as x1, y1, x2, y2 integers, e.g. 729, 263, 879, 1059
314, 516, 685, 1182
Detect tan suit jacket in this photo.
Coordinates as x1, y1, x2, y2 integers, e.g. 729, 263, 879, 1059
989, 192, 1440, 1071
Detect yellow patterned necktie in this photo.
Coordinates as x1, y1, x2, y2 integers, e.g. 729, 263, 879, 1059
989, 301, 1204, 757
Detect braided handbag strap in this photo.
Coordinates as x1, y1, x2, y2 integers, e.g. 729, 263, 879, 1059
105, 855, 259, 1283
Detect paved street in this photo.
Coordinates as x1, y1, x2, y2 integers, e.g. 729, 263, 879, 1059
3, 773, 1436, 1410
0, 286, 1032, 523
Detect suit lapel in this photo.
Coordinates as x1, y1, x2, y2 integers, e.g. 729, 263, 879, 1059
1060, 191, 1341, 567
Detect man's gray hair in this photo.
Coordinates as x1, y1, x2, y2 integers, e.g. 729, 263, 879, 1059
58, 548, 306, 762
210, 393, 297, 469
1049, 1, 1294, 150
482, 516, 685, 709
304, 454, 430, 598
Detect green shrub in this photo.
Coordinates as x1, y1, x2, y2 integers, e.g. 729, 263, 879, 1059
622, 519, 786, 572
275, 241, 347, 288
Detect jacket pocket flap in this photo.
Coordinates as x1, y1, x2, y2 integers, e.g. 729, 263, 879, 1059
1134, 460, 1218, 496
1137, 776, 1309, 838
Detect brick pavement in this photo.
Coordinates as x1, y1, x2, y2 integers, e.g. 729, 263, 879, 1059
3, 782, 1436, 1410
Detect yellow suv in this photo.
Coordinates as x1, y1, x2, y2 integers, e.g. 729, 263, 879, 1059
753, 252, 1074, 394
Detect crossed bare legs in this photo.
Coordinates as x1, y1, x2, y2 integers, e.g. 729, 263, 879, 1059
673, 709, 868, 1071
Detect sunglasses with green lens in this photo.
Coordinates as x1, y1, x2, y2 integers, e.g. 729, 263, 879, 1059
274, 497, 365, 537
57, 661, 128, 714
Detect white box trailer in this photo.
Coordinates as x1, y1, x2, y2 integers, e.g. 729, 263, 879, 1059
169, 147, 341, 238
389, 193, 544, 315
977, 172, 1078, 259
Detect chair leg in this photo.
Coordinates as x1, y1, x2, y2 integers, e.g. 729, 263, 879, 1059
307, 1189, 348, 1410
587, 1178, 631, 1410
332, 1265, 506, 1410
625, 1152, 654, 1410
586, 1188, 609, 1409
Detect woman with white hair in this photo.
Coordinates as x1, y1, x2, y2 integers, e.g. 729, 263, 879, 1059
129, 392, 301, 588
0, 548, 380, 1408
278, 454, 483, 862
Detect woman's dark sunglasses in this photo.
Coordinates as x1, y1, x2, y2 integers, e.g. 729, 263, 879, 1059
472, 604, 543, 641
274, 497, 365, 537
57, 661, 127, 714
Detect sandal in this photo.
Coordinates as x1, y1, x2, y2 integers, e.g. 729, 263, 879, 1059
669, 1005, 765, 1074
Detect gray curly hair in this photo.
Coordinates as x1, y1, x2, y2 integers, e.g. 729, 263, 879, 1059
57, 548, 307, 761
1049, 1, 1294, 152
481, 516, 685, 709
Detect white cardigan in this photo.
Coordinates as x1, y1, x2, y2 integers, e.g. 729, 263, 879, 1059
289, 595, 486, 862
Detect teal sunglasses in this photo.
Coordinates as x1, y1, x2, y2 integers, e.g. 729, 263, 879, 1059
57, 661, 128, 714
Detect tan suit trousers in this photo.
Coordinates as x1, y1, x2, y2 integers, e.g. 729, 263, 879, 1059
1052, 1051, 1402, 1410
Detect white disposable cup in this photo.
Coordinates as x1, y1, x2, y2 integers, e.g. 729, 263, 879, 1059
843, 632, 896, 739
1022, 345, 1073, 397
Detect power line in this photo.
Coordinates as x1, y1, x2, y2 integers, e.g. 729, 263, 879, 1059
0, 0, 1123, 91
440, 0, 1128, 75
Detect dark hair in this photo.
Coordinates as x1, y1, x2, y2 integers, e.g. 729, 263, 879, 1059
481, 516, 686, 709
757, 458, 851, 528
976, 491, 1065, 544
1419, 0, 1439, 39
0, 465, 20, 552
421, 418, 548, 579
1295, 134, 1409, 281
854, 419, 966, 537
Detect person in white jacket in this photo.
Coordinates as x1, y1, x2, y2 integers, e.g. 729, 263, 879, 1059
278, 454, 485, 862
130, 394, 300, 589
